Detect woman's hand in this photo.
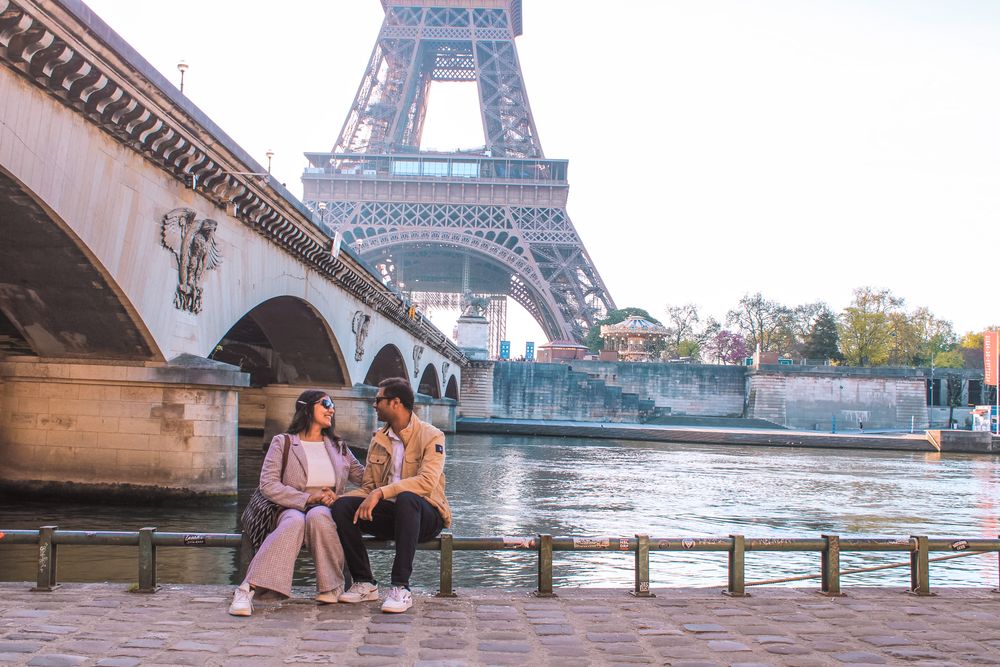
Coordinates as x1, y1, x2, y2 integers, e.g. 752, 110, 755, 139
308, 487, 337, 507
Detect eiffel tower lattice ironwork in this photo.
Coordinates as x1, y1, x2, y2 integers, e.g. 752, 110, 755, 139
303, 0, 615, 344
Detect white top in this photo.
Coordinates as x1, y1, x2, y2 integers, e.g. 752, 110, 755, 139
387, 428, 405, 485
301, 440, 337, 492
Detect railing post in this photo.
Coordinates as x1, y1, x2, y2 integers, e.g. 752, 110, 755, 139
821, 534, 842, 596
534, 533, 555, 597
136, 527, 159, 593
909, 535, 931, 596
437, 532, 456, 598
631, 534, 653, 597
31, 525, 59, 592
237, 533, 253, 582
724, 534, 747, 597
994, 534, 999, 594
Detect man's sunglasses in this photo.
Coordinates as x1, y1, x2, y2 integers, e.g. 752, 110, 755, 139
373, 396, 393, 405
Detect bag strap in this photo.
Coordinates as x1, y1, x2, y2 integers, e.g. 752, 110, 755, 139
280, 434, 291, 476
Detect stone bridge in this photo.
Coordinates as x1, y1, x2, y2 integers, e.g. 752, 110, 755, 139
0, 0, 465, 500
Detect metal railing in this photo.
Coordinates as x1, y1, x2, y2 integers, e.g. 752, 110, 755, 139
1, 528, 998, 598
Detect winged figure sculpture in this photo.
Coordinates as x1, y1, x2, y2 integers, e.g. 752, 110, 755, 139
160, 207, 223, 314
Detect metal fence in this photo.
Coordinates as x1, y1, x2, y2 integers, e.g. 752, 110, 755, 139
1, 527, 998, 598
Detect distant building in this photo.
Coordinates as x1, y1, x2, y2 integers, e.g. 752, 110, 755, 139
599, 315, 669, 362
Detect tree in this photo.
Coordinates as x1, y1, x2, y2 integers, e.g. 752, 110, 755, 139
676, 339, 701, 361
838, 287, 902, 366
663, 303, 700, 357
704, 330, 748, 365
726, 293, 791, 354
584, 307, 660, 353
933, 349, 964, 368
945, 373, 966, 429
802, 308, 842, 362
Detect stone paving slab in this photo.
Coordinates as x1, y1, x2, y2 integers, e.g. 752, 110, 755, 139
0, 583, 998, 665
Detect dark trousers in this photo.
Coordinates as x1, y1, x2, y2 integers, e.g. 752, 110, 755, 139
332, 491, 444, 588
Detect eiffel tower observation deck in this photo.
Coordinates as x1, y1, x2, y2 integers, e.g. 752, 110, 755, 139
304, 0, 615, 346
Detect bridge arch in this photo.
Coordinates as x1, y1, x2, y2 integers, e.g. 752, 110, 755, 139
363, 344, 408, 386
417, 364, 441, 398
0, 167, 158, 360
210, 296, 349, 387
445, 375, 459, 400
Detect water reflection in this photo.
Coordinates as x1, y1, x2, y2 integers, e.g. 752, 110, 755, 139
1, 434, 998, 589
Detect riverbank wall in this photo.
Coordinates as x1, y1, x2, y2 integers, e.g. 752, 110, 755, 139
460, 360, 983, 432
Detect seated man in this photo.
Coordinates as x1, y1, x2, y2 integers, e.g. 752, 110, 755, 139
332, 377, 451, 613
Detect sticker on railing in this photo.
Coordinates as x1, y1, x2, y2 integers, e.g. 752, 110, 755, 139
502, 537, 534, 549
184, 535, 206, 545
0, 531, 5, 540
682, 538, 696, 550
573, 538, 610, 548
619, 538, 630, 550
951, 540, 969, 551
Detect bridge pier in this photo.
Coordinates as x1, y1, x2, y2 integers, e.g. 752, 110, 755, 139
0, 355, 248, 502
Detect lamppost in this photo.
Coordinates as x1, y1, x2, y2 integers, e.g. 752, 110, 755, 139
266, 149, 274, 174
177, 60, 188, 93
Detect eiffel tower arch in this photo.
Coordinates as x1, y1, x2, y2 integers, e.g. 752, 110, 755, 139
303, 0, 615, 344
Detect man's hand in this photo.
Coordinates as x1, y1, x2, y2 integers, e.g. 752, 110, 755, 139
353, 488, 384, 523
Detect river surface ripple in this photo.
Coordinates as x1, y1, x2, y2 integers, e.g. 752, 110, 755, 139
1, 434, 997, 589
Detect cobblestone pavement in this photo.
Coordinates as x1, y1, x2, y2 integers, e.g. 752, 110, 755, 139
1, 583, 999, 666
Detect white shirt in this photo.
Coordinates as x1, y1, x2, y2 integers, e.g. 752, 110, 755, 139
387, 428, 405, 485
301, 440, 337, 492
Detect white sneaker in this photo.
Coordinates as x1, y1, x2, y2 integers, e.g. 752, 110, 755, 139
338, 581, 379, 603
381, 586, 413, 613
228, 583, 253, 616
314, 587, 343, 604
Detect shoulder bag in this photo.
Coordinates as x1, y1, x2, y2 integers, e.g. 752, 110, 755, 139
240, 434, 291, 553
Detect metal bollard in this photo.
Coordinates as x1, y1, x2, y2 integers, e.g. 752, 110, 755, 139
724, 534, 747, 597
820, 534, 843, 596
909, 535, 931, 596
631, 534, 654, 597
136, 527, 159, 593
534, 533, 555, 597
32, 525, 59, 592
437, 532, 456, 597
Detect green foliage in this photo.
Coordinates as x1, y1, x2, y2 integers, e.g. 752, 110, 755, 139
837, 287, 901, 366
933, 349, 965, 368
584, 307, 660, 353
676, 339, 701, 360
802, 308, 842, 362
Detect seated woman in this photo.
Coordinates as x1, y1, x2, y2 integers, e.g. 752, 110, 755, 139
229, 389, 364, 616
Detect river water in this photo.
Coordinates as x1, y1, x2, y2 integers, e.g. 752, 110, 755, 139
1, 434, 998, 590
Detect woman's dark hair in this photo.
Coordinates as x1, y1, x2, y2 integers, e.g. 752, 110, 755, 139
286, 389, 343, 449
378, 377, 414, 411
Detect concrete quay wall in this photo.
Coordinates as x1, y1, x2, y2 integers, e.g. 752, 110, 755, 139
461, 360, 979, 432
746, 369, 930, 431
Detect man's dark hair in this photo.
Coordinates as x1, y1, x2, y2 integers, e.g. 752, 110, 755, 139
378, 377, 414, 411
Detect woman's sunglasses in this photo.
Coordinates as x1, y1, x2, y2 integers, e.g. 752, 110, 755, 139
318, 397, 334, 410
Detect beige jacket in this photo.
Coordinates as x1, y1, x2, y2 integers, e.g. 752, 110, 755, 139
346, 413, 451, 527
260, 433, 365, 510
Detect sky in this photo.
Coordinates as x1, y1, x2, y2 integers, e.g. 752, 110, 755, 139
83, 0, 1000, 355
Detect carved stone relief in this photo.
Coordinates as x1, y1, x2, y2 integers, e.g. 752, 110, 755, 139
160, 208, 222, 314
412, 345, 424, 377
351, 310, 371, 361
441, 361, 450, 387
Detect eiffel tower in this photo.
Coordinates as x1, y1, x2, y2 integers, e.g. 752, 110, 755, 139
304, 0, 615, 345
